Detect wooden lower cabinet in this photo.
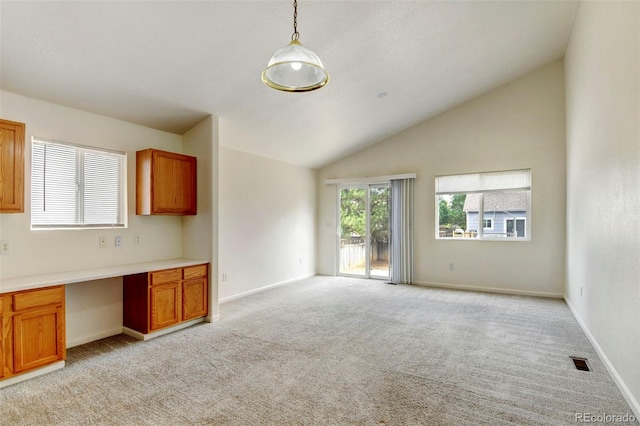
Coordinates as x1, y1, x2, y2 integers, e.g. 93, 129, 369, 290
183, 278, 207, 321
0, 286, 66, 380
150, 282, 181, 331
13, 305, 65, 373
124, 264, 208, 335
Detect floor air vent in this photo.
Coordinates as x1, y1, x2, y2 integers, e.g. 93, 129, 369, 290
570, 356, 590, 371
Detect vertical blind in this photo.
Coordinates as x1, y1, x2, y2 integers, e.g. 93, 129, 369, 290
31, 138, 126, 228
390, 177, 414, 284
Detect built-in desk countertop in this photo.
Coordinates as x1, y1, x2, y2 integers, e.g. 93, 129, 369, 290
0, 258, 209, 293
0, 258, 210, 389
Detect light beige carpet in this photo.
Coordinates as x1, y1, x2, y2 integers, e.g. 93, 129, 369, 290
0, 276, 636, 425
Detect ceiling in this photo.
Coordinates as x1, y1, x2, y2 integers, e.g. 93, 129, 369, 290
0, 1, 579, 168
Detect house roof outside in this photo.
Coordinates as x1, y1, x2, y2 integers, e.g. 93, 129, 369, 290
463, 192, 527, 212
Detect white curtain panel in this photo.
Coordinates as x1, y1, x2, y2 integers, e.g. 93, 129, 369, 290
390, 178, 415, 284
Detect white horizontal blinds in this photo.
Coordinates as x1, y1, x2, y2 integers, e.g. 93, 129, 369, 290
436, 169, 531, 194
31, 137, 126, 228
83, 151, 121, 225
31, 141, 78, 225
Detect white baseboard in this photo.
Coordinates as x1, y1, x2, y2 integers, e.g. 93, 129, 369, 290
565, 297, 640, 419
122, 317, 205, 341
0, 361, 65, 389
67, 327, 124, 348
219, 273, 315, 304
412, 280, 564, 299
205, 314, 221, 323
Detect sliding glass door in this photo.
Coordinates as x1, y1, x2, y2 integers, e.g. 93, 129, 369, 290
338, 184, 390, 279
369, 185, 390, 278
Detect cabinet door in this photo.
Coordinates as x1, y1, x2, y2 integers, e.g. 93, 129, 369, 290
1, 313, 10, 378
13, 305, 65, 373
152, 150, 196, 215
183, 278, 208, 321
149, 282, 181, 331
0, 119, 25, 213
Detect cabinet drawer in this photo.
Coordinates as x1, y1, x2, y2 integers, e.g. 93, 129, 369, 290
150, 268, 182, 285
13, 286, 64, 311
183, 264, 207, 280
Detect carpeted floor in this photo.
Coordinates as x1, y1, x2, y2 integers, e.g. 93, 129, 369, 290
0, 276, 636, 425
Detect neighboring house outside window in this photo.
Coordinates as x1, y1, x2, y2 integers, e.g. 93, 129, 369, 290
436, 169, 530, 240
464, 192, 527, 238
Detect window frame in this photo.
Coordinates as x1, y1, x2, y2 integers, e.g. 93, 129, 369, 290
483, 218, 494, 230
504, 217, 527, 238
435, 169, 531, 242
30, 137, 128, 230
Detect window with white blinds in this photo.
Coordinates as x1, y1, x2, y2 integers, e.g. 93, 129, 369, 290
435, 169, 531, 240
31, 137, 127, 229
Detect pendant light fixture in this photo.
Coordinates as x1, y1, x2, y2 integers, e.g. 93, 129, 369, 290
262, 0, 329, 92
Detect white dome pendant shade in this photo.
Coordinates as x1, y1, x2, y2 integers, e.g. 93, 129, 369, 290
262, 40, 329, 92
262, 1, 329, 92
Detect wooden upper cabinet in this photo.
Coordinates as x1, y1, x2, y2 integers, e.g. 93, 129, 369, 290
0, 119, 25, 213
136, 148, 197, 215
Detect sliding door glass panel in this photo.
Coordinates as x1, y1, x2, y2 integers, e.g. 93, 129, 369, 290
339, 187, 367, 276
369, 185, 390, 278
338, 184, 391, 279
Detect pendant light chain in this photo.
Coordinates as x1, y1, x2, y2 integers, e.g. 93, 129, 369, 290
291, 0, 300, 41
262, 0, 329, 92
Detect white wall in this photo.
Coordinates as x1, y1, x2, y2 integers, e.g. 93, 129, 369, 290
318, 61, 567, 297
0, 91, 186, 346
564, 1, 640, 415
218, 147, 316, 301
0, 91, 184, 278
182, 115, 220, 319
65, 278, 123, 347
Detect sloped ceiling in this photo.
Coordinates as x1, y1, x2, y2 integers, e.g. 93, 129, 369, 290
0, 1, 579, 168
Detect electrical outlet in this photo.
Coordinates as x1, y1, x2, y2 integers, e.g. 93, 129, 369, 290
115, 236, 122, 247
449, 263, 455, 271
580, 286, 583, 297
134, 234, 141, 245
0, 240, 10, 255
99, 236, 107, 248
222, 273, 228, 281
298, 258, 302, 265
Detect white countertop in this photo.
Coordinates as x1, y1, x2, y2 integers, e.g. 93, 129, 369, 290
0, 258, 209, 293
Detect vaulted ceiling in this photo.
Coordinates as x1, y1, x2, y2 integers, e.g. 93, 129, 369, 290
0, 1, 579, 168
